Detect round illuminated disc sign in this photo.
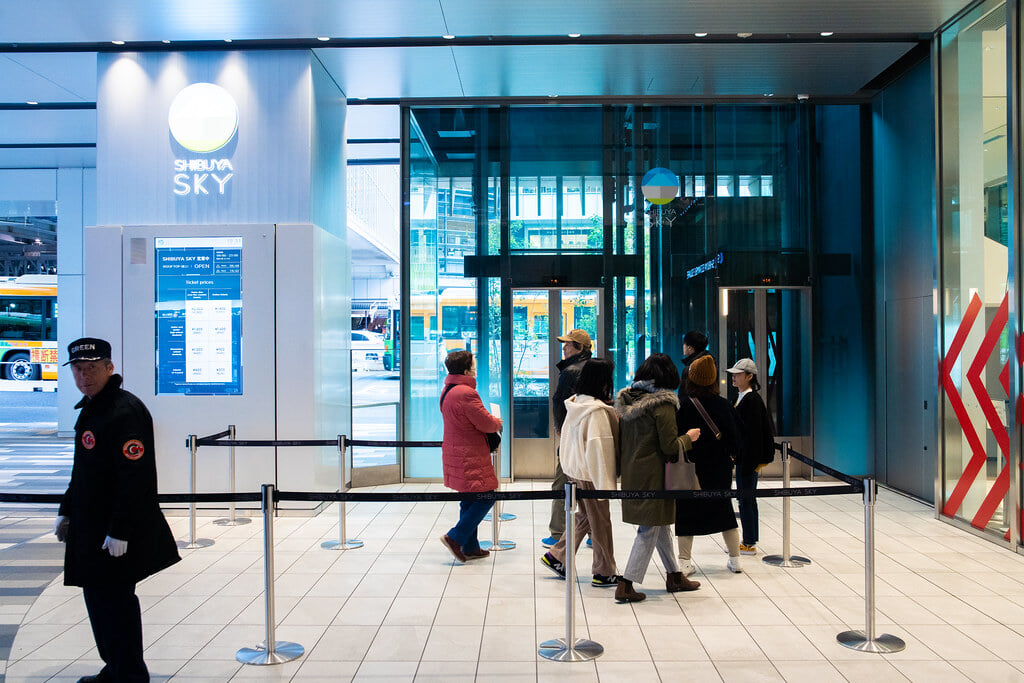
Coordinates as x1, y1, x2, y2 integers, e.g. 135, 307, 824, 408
168, 83, 239, 153
641, 167, 679, 205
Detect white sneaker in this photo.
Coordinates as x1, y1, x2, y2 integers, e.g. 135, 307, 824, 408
726, 556, 742, 573
679, 560, 696, 576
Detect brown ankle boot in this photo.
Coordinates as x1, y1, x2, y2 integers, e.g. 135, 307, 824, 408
666, 571, 701, 592
614, 578, 646, 603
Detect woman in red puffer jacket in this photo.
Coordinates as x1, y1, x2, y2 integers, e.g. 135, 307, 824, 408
439, 350, 503, 563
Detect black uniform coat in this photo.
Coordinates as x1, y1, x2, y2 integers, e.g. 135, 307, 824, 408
735, 390, 775, 474
59, 375, 180, 587
675, 391, 744, 536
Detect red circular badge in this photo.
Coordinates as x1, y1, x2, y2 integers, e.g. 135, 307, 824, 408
81, 431, 95, 450
122, 439, 145, 460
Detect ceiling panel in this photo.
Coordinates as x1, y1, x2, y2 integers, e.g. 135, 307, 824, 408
0, 54, 96, 102
315, 47, 465, 99
442, 0, 968, 36
0, 0, 971, 43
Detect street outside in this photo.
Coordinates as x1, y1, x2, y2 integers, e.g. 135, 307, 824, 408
0, 370, 400, 496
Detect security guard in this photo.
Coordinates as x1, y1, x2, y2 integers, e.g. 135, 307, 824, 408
54, 338, 180, 682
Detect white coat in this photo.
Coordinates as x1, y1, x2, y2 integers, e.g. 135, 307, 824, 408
558, 394, 619, 492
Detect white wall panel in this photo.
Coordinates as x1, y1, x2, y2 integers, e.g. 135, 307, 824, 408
116, 224, 278, 501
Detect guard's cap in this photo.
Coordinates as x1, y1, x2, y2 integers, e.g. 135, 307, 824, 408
63, 338, 112, 365
726, 358, 758, 375
556, 329, 592, 349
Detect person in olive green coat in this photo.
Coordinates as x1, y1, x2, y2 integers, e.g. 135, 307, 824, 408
613, 353, 702, 603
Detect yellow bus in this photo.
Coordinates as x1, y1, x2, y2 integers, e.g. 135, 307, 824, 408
0, 275, 57, 381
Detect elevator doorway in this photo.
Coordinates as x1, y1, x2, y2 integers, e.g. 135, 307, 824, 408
718, 287, 812, 462
510, 288, 604, 478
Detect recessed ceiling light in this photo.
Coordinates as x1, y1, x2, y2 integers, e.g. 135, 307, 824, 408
548, 93, 558, 98
111, 40, 125, 45
694, 32, 708, 37
820, 31, 834, 37
763, 93, 774, 97
224, 38, 232, 43
737, 33, 752, 38
568, 33, 581, 38
26, 101, 38, 105
161, 39, 171, 44
442, 34, 456, 40
317, 36, 330, 41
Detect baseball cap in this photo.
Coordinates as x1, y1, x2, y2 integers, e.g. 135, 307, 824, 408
556, 329, 592, 349
726, 358, 758, 375
63, 337, 112, 365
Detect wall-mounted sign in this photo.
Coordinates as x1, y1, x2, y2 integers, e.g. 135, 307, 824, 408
155, 237, 242, 395
641, 167, 679, 205
169, 83, 237, 196
687, 252, 724, 280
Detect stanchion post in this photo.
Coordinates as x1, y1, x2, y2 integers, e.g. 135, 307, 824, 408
237, 484, 304, 665
481, 444, 514, 552
539, 482, 603, 662
177, 434, 213, 549
763, 441, 809, 568
215, 424, 251, 527
484, 443, 516, 522
322, 435, 363, 550
837, 478, 906, 653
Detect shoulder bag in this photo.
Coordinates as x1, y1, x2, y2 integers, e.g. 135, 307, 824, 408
440, 383, 501, 452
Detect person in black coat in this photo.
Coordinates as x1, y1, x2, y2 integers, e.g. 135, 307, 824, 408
55, 338, 180, 683
674, 354, 747, 573
726, 358, 775, 555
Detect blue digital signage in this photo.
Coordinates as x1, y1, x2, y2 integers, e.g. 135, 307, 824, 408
155, 237, 242, 395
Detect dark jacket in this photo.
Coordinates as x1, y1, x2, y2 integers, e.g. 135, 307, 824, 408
735, 390, 775, 474
553, 349, 592, 434
441, 373, 502, 493
677, 349, 712, 401
59, 375, 180, 587
615, 385, 693, 526
675, 391, 744, 536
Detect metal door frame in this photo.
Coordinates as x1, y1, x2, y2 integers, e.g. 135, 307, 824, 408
718, 286, 813, 475
508, 286, 606, 479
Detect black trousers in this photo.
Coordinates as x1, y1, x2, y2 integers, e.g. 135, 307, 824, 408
83, 583, 149, 682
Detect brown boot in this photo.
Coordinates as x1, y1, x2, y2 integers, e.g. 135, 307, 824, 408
666, 571, 701, 592
614, 578, 646, 603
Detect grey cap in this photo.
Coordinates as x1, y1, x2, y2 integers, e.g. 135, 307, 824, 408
726, 358, 757, 374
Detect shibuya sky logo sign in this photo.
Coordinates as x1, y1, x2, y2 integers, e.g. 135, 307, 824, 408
168, 83, 237, 196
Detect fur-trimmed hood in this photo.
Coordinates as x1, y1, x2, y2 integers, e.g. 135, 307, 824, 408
614, 386, 680, 422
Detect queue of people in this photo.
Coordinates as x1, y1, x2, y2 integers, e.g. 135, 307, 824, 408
438, 332, 775, 607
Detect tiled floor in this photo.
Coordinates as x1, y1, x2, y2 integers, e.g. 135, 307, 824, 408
3, 483, 1024, 682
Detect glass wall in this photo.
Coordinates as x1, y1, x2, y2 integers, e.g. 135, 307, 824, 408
938, 0, 1013, 541
403, 103, 813, 480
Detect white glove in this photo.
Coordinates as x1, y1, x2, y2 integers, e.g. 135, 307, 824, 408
101, 536, 127, 558
54, 516, 69, 543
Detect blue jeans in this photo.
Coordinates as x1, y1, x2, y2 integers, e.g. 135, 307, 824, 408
736, 468, 758, 545
448, 496, 495, 553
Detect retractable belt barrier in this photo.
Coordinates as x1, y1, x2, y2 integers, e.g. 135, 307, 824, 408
2, 435, 903, 663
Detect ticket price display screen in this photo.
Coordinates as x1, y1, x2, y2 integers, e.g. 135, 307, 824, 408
155, 237, 242, 395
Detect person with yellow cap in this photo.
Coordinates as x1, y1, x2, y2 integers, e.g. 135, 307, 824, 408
541, 328, 593, 548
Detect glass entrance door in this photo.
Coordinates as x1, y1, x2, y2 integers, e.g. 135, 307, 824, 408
510, 288, 602, 478
718, 287, 812, 459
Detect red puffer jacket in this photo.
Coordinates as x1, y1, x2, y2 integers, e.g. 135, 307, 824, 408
441, 374, 501, 492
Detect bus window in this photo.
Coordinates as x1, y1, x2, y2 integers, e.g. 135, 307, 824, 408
513, 306, 528, 337
0, 298, 43, 339
441, 305, 476, 339
534, 314, 548, 337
